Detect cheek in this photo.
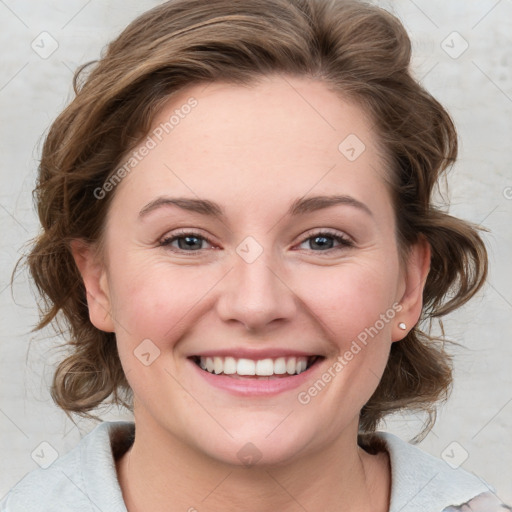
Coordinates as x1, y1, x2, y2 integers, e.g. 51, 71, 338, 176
286, 262, 400, 435
106, 259, 220, 394
296, 261, 400, 404
296, 260, 400, 343
108, 259, 215, 342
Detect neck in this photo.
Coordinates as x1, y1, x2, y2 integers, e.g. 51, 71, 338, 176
116, 414, 391, 512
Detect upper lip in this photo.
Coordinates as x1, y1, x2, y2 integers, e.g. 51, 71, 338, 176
188, 348, 322, 360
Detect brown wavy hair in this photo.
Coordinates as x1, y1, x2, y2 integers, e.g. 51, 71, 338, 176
24, 0, 487, 438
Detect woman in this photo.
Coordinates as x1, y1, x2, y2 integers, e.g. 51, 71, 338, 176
1, 0, 509, 511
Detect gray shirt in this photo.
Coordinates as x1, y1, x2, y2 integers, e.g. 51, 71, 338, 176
1, 421, 509, 512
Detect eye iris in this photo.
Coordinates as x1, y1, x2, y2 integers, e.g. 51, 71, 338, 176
310, 235, 334, 250
179, 235, 202, 250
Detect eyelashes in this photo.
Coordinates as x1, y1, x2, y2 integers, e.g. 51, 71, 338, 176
160, 230, 213, 253
298, 230, 354, 251
159, 228, 354, 255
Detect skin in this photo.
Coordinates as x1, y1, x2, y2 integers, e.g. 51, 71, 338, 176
73, 74, 431, 512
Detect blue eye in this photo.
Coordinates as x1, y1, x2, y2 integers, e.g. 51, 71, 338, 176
159, 229, 354, 254
160, 231, 212, 252
297, 231, 354, 252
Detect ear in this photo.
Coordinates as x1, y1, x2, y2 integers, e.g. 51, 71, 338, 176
70, 239, 115, 333
392, 236, 431, 342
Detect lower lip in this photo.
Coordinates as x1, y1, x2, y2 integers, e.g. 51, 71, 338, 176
188, 357, 324, 397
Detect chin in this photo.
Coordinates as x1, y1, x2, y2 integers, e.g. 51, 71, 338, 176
179, 413, 320, 468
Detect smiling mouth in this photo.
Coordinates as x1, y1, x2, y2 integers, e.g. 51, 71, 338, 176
190, 355, 323, 379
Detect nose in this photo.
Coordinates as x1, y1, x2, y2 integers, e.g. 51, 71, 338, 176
215, 249, 298, 333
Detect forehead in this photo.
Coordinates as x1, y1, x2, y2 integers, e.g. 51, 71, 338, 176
111, 74, 391, 221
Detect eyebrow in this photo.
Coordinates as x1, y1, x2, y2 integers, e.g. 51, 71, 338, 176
138, 194, 373, 219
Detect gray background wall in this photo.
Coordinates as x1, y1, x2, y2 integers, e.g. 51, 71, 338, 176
1, 0, 511, 504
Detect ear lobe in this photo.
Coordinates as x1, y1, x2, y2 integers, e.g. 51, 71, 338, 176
393, 237, 431, 342
70, 239, 115, 333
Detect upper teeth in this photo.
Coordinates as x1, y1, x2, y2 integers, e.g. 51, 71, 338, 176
198, 356, 309, 376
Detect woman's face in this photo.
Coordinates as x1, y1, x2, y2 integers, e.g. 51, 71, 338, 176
79, 74, 428, 466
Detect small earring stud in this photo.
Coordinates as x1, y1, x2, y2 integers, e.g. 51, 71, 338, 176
398, 322, 407, 330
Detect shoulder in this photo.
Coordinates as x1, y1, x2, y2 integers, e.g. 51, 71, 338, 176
0, 421, 134, 512
372, 431, 511, 512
